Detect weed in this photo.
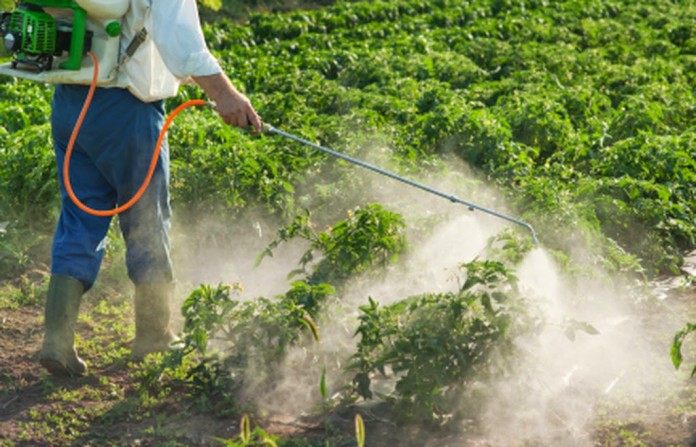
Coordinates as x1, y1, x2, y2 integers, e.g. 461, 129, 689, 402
0, 274, 48, 310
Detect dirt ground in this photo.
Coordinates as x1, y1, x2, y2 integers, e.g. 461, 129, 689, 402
1, 275, 695, 446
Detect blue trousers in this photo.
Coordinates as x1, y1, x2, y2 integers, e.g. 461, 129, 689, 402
51, 85, 173, 291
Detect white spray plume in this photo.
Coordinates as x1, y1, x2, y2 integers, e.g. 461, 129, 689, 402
476, 248, 683, 447
171, 143, 683, 446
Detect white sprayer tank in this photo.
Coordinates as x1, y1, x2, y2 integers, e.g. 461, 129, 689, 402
75, 0, 129, 19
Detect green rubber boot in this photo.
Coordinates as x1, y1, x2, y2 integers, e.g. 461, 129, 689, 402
38, 275, 88, 376
131, 283, 179, 359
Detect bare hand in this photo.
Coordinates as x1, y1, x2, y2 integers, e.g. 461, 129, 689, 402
192, 73, 263, 132
214, 90, 263, 131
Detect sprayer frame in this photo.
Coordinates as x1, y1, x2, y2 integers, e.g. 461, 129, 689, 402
23, 0, 87, 70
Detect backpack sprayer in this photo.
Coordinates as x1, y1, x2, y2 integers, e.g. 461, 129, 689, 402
0, 0, 193, 218
0, 1, 539, 244
0, 0, 125, 82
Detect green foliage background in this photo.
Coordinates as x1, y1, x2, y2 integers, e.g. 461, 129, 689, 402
1, 0, 694, 279
1, 0, 695, 442
193, 0, 695, 277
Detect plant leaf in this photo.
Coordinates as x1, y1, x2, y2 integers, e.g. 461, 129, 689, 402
320, 366, 328, 399
355, 413, 365, 447
240, 414, 251, 444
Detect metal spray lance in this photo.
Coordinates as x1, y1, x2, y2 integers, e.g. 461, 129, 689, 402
239, 119, 539, 245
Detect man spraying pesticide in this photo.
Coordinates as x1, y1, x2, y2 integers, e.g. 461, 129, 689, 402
2, 0, 537, 378
1, 0, 262, 376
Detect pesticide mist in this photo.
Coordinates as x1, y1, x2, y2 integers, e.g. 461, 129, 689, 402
171, 151, 685, 447
481, 249, 681, 446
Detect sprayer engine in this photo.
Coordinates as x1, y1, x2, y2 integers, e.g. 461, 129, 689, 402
1, 1, 92, 72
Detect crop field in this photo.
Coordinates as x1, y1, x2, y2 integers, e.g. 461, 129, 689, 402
1, 0, 696, 446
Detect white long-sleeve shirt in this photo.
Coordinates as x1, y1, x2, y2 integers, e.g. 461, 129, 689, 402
116, 0, 222, 102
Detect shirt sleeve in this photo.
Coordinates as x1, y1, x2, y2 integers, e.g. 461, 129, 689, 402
148, 0, 222, 78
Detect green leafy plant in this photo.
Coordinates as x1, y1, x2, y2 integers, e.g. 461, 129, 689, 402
259, 204, 407, 287
215, 414, 279, 447
198, 0, 222, 11
0, 273, 48, 310
3, 1, 696, 445
671, 323, 696, 378
136, 280, 328, 410
349, 259, 539, 425
137, 203, 413, 429
3, 0, 696, 283
180, 282, 328, 395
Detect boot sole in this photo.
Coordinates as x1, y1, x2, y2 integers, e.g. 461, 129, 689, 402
39, 355, 87, 377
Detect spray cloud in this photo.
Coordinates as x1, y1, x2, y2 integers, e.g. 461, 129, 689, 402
170, 140, 684, 446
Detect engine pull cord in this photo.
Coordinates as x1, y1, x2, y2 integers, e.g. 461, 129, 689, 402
63, 51, 207, 217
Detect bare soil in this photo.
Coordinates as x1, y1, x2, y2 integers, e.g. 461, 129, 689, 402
1, 276, 695, 446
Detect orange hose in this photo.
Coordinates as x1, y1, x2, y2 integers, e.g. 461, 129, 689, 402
63, 51, 207, 217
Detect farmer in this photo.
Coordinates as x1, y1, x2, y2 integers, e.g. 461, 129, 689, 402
39, 0, 262, 376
